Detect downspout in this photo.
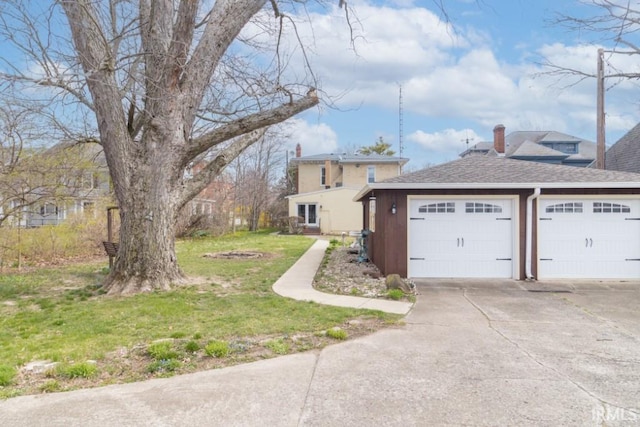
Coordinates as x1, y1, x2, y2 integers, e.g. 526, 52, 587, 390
526, 188, 541, 280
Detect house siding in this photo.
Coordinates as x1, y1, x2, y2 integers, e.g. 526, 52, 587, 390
296, 161, 401, 194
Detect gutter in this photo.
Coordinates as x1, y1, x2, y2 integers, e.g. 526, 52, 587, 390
353, 181, 640, 202
525, 188, 541, 280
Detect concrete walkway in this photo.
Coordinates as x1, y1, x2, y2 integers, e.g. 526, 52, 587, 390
272, 239, 413, 315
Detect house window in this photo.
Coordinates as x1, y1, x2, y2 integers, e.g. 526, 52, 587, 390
418, 202, 455, 213
465, 203, 502, 213
545, 202, 583, 213
367, 166, 376, 183
320, 166, 326, 186
40, 203, 58, 216
593, 202, 630, 213
541, 142, 578, 154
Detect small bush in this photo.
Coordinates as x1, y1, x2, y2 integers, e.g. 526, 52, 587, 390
147, 341, 178, 361
57, 362, 97, 379
147, 359, 181, 373
326, 328, 348, 340
204, 340, 229, 358
264, 338, 289, 355
184, 340, 200, 353
39, 380, 61, 393
192, 332, 202, 340
0, 365, 17, 386
387, 289, 404, 300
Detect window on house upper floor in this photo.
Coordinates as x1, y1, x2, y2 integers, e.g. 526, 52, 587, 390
40, 203, 58, 216
367, 165, 376, 183
540, 142, 578, 154
320, 166, 326, 185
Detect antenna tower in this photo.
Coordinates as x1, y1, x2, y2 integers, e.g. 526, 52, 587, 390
398, 84, 404, 162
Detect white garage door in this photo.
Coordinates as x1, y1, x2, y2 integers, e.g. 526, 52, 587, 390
538, 198, 640, 279
408, 199, 514, 278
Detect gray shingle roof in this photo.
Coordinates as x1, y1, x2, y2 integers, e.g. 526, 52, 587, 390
290, 152, 408, 165
509, 140, 568, 158
504, 131, 595, 159
382, 155, 640, 185
606, 122, 640, 174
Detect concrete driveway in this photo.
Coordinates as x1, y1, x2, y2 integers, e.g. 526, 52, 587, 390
2, 280, 639, 426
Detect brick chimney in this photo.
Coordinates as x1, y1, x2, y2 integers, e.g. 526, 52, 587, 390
493, 124, 505, 155
295, 143, 301, 158
324, 159, 331, 188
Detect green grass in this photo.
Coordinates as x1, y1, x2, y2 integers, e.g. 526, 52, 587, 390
0, 231, 399, 397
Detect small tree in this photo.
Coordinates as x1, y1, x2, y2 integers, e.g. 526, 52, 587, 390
358, 137, 396, 156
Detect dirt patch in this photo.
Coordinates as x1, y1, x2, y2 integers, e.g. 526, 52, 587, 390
203, 251, 268, 260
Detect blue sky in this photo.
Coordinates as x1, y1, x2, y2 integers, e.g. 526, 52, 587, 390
278, 0, 640, 169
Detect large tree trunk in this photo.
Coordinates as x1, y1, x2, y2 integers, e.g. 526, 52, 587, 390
105, 134, 185, 294
107, 196, 184, 294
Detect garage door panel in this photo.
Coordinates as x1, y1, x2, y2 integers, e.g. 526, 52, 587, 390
408, 199, 514, 278
538, 198, 640, 279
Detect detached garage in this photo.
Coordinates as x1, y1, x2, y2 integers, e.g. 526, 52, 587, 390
355, 155, 640, 281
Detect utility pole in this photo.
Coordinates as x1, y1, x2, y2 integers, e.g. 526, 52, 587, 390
398, 84, 404, 172
596, 48, 605, 169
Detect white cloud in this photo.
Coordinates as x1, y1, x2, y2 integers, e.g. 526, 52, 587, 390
254, 2, 640, 159
408, 127, 483, 158
279, 118, 339, 156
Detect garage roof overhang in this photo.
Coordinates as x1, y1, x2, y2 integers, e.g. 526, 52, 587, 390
353, 181, 640, 202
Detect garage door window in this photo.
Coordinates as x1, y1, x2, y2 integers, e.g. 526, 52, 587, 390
418, 202, 454, 213
593, 202, 630, 213
465, 202, 502, 213
545, 202, 583, 213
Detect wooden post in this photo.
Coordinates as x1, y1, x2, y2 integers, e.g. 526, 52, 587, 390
106, 206, 118, 268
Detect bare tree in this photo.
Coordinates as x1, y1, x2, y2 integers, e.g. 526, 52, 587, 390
541, 1, 640, 83
234, 132, 284, 231
0, 1, 346, 294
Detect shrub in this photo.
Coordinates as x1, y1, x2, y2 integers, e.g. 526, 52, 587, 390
387, 289, 404, 300
0, 365, 17, 386
184, 340, 200, 353
147, 341, 178, 361
264, 338, 289, 355
39, 380, 61, 393
57, 362, 97, 379
204, 340, 229, 358
147, 359, 181, 373
326, 328, 348, 340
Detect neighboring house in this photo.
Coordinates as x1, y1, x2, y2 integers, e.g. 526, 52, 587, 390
605, 122, 640, 173
24, 142, 112, 227
8, 144, 226, 230
287, 144, 408, 234
461, 124, 596, 167
355, 155, 640, 281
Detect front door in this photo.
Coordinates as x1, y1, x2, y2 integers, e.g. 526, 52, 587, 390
297, 203, 319, 227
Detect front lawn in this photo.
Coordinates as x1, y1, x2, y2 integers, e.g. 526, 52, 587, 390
0, 231, 399, 398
